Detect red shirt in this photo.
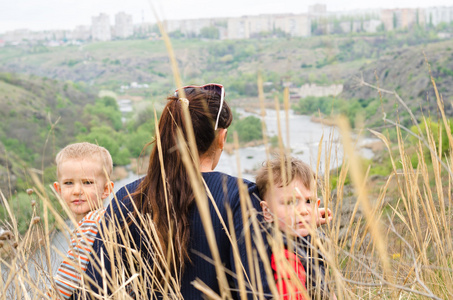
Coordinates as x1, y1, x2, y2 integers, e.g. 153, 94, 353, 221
271, 249, 307, 300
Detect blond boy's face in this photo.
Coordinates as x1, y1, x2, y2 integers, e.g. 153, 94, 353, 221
261, 179, 320, 237
54, 158, 112, 223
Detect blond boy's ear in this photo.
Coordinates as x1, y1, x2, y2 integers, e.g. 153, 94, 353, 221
102, 181, 114, 199
260, 201, 274, 223
53, 182, 61, 193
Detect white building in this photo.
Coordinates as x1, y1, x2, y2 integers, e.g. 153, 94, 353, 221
164, 18, 224, 38
363, 19, 382, 33
73, 25, 91, 41
381, 8, 425, 31
275, 14, 311, 37
92, 13, 111, 41
2, 29, 32, 44
425, 6, 453, 27
115, 12, 133, 39
227, 15, 273, 39
227, 14, 311, 39
296, 83, 343, 98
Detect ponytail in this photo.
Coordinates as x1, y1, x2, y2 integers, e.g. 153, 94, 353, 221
130, 87, 232, 280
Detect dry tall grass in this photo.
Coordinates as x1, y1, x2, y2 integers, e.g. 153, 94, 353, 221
1, 12, 453, 299
2, 76, 452, 299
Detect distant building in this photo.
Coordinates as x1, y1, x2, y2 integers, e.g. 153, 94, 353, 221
381, 8, 425, 31
73, 25, 91, 41
275, 14, 311, 37
133, 22, 159, 38
227, 14, 311, 39
363, 19, 382, 33
2, 29, 31, 44
295, 83, 343, 98
115, 12, 133, 39
227, 15, 273, 39
425, 6, 453, 27
164, 18, 225, 38
335, 21, 362, 34
92, 13, 111, 41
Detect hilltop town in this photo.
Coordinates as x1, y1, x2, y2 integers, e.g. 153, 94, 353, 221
1, 4, 452, 46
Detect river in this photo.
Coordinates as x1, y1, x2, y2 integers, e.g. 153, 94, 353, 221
217, 108, 345, 181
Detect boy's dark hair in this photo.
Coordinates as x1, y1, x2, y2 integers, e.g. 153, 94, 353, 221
256, 154, 315, 200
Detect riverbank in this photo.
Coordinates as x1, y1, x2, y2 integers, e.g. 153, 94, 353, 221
309, 115, 338, 127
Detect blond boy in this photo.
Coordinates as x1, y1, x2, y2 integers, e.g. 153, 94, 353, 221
54, 142, 114, 222
51, 142, 114, 299
256, 155, 334, 300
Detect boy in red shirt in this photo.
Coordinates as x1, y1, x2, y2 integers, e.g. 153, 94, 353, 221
256, 155, 336, 299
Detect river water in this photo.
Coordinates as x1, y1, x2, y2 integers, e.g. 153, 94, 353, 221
218, 108, 340, 181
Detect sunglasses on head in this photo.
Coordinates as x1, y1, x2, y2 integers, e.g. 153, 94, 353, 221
174, 83, 225, 130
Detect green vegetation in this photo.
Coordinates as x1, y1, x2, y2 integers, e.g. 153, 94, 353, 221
124, 106, 157, 157
0, 190, 63, 235
83, 96, 123, 131
292, 95, 383, 128
77, 126, 131, 166
227, 115, 263, 143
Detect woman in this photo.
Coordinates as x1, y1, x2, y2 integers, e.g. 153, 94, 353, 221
82, 84, 272, 299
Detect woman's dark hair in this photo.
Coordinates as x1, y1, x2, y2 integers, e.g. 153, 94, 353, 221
130, 86, 232, 280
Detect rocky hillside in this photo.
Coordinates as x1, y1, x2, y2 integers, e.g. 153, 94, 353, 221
340, 40, 453, 124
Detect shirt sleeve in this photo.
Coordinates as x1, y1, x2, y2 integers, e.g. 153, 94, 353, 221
51, 209, 104, 299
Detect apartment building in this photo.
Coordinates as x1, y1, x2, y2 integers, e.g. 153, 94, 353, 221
227, 15, 273, 39
425, 6, 453, 26
227, 14, 311, 39
73, 25, 91, 41
164, 18, 225, 38
115, 12, 133, 39
294, 83, 343, 98
381, 8, 425, 31
275, 14, 311, 37
92, 13, 111, 41
1, 29, 72, 44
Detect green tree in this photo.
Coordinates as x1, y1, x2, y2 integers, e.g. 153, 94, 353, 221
228, 116, 262, 143
77, 126, 130, 165
84, 97, 122, 131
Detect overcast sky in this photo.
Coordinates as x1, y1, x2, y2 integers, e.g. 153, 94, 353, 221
1, 0, 452, 33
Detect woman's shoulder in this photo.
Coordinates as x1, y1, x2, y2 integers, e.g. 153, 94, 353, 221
105, 177, 145, 219
115, 177, 145, 199
202, 171, 257, 194
202, 171, 255, 186
202, 171, 261, 207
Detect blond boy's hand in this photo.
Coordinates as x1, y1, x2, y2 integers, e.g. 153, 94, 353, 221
317, 208, 333, 226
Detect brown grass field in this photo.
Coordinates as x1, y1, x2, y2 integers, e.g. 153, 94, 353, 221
1, 13, 453, 300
